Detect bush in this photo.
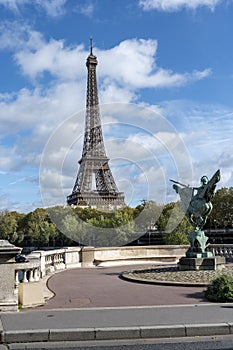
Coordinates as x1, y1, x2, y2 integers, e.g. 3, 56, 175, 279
205, 274, 233, 302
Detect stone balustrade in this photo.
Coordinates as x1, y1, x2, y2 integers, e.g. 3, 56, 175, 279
30, 247, 82, 277
207, 244, 233, 262
15, 244, 233, 282
14, 256, 43, 308
15, 260, 41, 284
44, 251, 65, 274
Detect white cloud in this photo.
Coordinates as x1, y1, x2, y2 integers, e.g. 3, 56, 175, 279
0, 191, 18, 211
38, 0, 67, 17
160, 99, 233, 190
0, 146, 22, 171
139, 0, 224, 12
74, 2, 94, 17
98, 39, 211, 89
0, 0, 67, 17
0, 82, 85, 137
0, 81, 87, 191
0, 25, 211, 88
0, 22, 86, 80
15, 41, 86, 80
100, 81, 137, 104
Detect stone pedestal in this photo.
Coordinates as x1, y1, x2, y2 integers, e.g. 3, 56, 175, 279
178, 227, 226, 271
178, 256, 226, 271
0, 240, 22, 311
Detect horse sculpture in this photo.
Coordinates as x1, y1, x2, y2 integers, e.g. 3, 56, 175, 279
171, 170, 220, 255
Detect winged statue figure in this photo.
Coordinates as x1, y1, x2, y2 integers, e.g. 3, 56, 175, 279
171, 169, 220, 231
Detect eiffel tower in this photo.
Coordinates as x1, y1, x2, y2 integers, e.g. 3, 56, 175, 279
67, 39, 125, 209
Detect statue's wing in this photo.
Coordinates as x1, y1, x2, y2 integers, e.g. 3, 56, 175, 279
204, 169, 221, 201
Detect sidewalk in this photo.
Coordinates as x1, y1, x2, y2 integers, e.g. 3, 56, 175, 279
1, 304, 233, 344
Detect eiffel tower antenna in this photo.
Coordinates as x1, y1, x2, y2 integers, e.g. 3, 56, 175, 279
90, 36, 93, 55
67, 40, 125, 209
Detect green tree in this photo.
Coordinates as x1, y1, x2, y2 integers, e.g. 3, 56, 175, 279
85, 208, 136, 247
23, 208, 58, 247
157, 202, 191, 245
134, 200, 163, 233
60, 213, 87, 244
0, 211, 25, 244
48, 206, 86, 245
207, 187, 233, 229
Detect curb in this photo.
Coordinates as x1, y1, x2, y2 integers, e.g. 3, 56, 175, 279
120, 271, 209, 287
1, 323, 233, 344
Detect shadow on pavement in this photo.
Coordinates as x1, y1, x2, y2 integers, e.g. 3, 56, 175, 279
183, 290, 207, 301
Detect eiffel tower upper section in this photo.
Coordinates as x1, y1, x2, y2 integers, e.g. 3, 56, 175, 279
67, 39, 125, 209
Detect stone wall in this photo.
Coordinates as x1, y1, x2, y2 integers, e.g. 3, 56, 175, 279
93, 245, 188, 267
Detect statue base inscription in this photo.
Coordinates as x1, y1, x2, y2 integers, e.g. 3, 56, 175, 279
178, 256, 226, 271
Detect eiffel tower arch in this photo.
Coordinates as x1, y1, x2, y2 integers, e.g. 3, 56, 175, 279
67, 40, 125, 209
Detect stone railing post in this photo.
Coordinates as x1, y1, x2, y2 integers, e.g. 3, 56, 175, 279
15, 258, 44, 308
64, 247, 82, 269
40, 252, 46, 277
81, 247, 95, 267
0, 240, 22, 311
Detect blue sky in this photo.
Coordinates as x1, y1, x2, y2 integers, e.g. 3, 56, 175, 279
1, 0, 233, 212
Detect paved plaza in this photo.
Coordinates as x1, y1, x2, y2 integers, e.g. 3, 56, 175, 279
37, 264, 207, 309
1, 264, 233, 348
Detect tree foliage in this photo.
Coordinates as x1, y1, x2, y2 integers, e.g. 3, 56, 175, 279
207, 187, 233, 229
157, 202, 191, 245
205, 275, 233, 302
134, 200, 163, 233
0, 211, 25, 244
1, 186, 233, 248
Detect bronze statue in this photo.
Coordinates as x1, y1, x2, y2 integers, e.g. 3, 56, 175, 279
171, 170, 220, 256
171, 169, 220, 230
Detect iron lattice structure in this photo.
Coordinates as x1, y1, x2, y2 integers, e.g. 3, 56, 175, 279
67, 40, 125, 209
